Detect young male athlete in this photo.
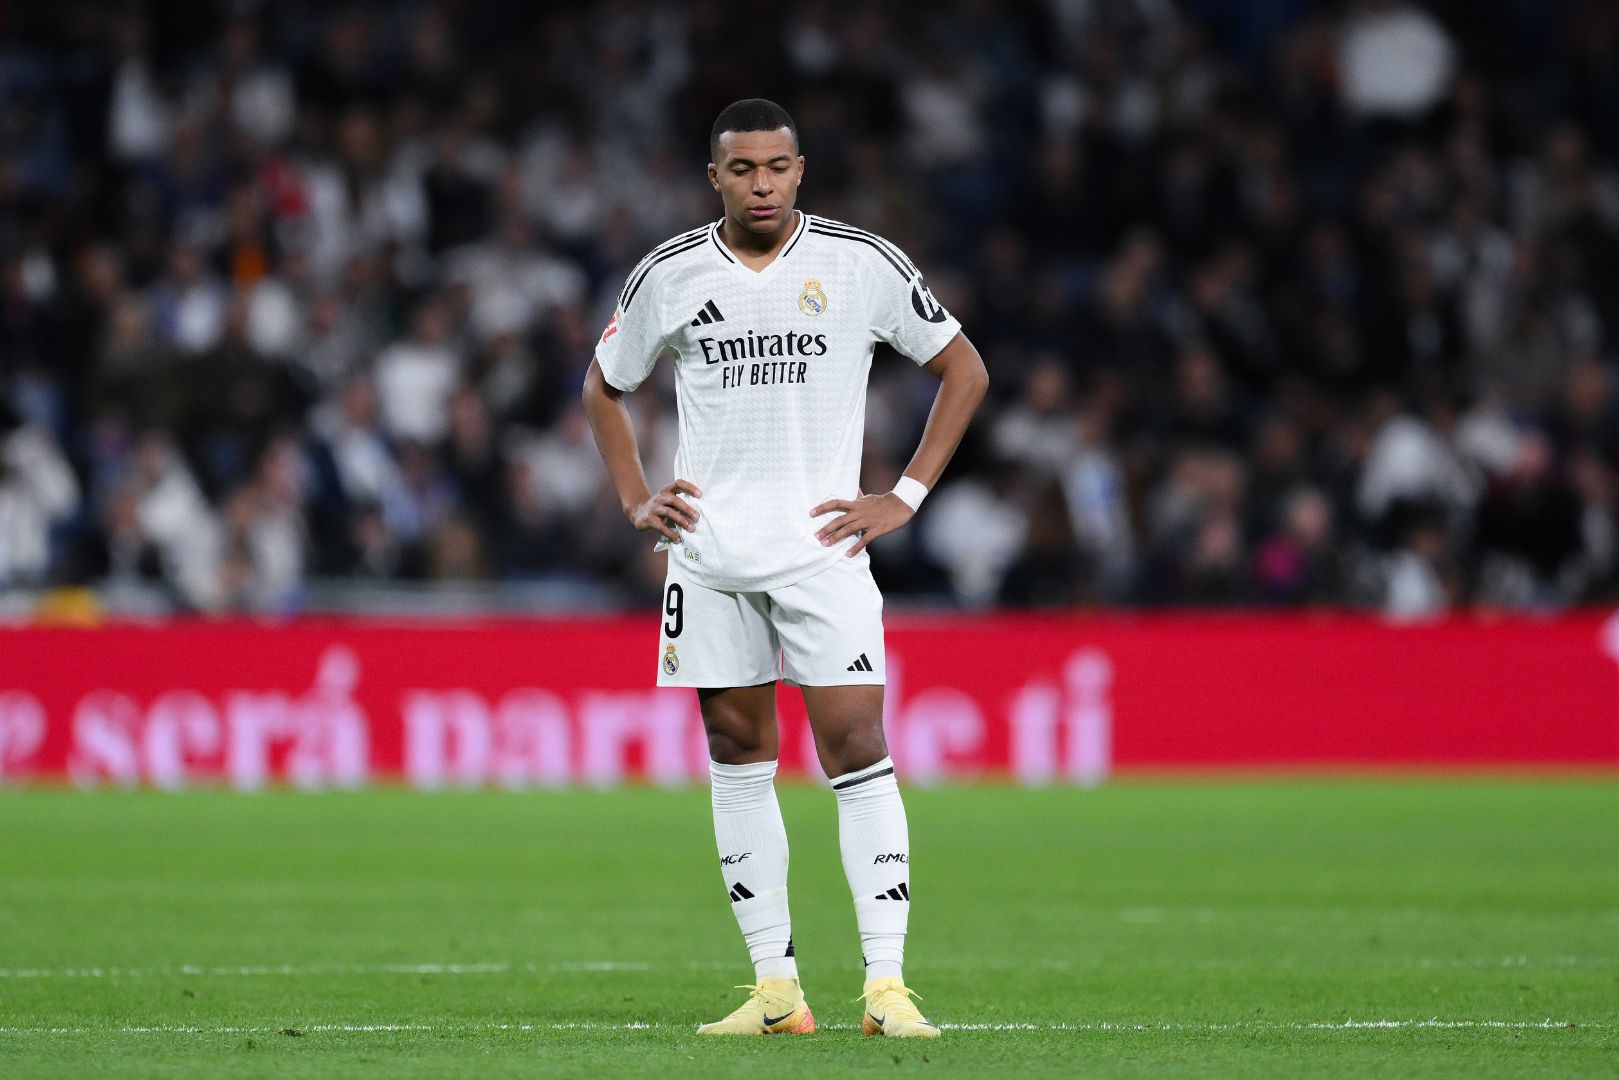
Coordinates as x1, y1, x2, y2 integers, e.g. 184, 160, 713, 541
581, 99, 987, 1038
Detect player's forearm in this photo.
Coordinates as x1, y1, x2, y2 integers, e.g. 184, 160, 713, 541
581, 360, 654, 517
904, 334, 989, 489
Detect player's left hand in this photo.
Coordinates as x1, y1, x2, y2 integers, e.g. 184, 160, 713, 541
810, 493, 915, 557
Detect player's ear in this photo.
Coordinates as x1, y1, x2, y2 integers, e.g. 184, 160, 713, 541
707, 162, 719, 191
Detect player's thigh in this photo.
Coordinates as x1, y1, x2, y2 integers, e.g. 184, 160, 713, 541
800, 682, 888, 776
656, 556, 778, 688
767, 555, 886, 687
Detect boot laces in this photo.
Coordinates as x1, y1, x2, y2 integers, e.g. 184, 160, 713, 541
728, 983, 796, 1017
854, 982, 925, 1005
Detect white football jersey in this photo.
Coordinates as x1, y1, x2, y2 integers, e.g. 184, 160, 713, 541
596, 211, 962, 592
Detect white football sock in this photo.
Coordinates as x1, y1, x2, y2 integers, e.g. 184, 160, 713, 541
709, 759, 797, 981
832, 756, 909, 982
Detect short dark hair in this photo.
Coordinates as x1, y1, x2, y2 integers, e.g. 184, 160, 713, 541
710, 98, 798, 161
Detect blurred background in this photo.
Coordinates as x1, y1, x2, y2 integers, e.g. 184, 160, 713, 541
3, 12, 1614, 1069
1, 0, 1618, 622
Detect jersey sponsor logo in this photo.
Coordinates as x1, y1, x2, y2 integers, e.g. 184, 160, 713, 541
721, 359, 809, 389
697, 330, 827, 364
662, 644, 680, 676
798, 279, 828, 316
600, 308, 622, 343
910, 276, 947, 323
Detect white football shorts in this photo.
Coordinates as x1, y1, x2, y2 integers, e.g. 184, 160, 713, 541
655, 550, 886, 687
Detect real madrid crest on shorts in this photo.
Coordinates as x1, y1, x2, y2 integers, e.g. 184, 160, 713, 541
663, 644, 680, 675
798, 279, 827, 317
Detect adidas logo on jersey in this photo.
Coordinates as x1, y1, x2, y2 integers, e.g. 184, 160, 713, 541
875, 882, 910, 901
690, 299, 725, 326
846, 653, 874, 672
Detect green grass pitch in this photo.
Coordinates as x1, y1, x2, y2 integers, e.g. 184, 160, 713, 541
1, 779, 1616, 1077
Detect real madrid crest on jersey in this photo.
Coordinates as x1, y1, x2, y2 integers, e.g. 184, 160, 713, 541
798, 279, 827, 317
663, 644, 680, 675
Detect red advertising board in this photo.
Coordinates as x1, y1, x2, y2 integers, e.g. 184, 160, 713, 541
0, 613, 1615, 788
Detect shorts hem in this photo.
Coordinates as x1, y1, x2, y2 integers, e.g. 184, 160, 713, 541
783, 674, 886, 687
656, 671, 780, 688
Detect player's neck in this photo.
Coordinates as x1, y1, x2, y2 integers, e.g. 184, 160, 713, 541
719, 210, 800, 271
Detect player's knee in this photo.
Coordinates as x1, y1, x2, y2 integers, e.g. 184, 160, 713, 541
704, 719, 775, 765
820, 722, 888, 777
706, 731, 752, 765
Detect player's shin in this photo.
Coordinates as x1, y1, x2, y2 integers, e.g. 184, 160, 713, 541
831, 756, 910, 981
710, 759, 797, 980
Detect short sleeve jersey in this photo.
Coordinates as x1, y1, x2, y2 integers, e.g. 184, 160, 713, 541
596, 211, 961, 592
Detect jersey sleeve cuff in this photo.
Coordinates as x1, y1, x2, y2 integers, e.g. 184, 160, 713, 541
594, 352, 641, 393
909, 319, 964, 366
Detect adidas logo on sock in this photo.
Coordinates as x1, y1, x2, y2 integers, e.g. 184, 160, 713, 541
690, 299, 725, 326
846, 653, 873, 672
875, 881, 910, 901
728, 882, 754, 903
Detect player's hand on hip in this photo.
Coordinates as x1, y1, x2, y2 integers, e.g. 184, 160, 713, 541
631, 479, 702, 544
810, 492, 914, 556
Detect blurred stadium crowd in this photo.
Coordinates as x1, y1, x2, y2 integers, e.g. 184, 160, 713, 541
2, 0, 1619, 616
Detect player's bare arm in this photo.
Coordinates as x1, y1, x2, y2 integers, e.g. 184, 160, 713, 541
812, 331, 989, 556
581, 358, 701, 545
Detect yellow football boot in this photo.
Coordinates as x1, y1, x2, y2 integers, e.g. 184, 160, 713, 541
696, 978, 816, 1035
859, 977, 941, 1038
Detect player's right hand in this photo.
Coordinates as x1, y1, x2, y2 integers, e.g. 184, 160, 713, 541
630, 479, 702, 544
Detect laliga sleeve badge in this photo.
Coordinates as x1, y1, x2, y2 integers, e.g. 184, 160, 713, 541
663, 644, 680, 675
909, 276, 947, 323
798, 279, 828, 317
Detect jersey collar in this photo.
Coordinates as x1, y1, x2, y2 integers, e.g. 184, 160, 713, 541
709, 210, 808, 277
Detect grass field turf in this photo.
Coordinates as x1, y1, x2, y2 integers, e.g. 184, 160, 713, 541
1, 780, 1615, 1078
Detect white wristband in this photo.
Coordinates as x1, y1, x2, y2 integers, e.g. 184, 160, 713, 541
891, 476, 929, 512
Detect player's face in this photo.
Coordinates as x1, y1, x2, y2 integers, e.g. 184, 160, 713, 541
708, 128, 804, 237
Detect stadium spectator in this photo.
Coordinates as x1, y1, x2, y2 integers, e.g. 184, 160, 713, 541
373, 295, 462, 445
0, 1, 1616, 617
0, 408, 79, 587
